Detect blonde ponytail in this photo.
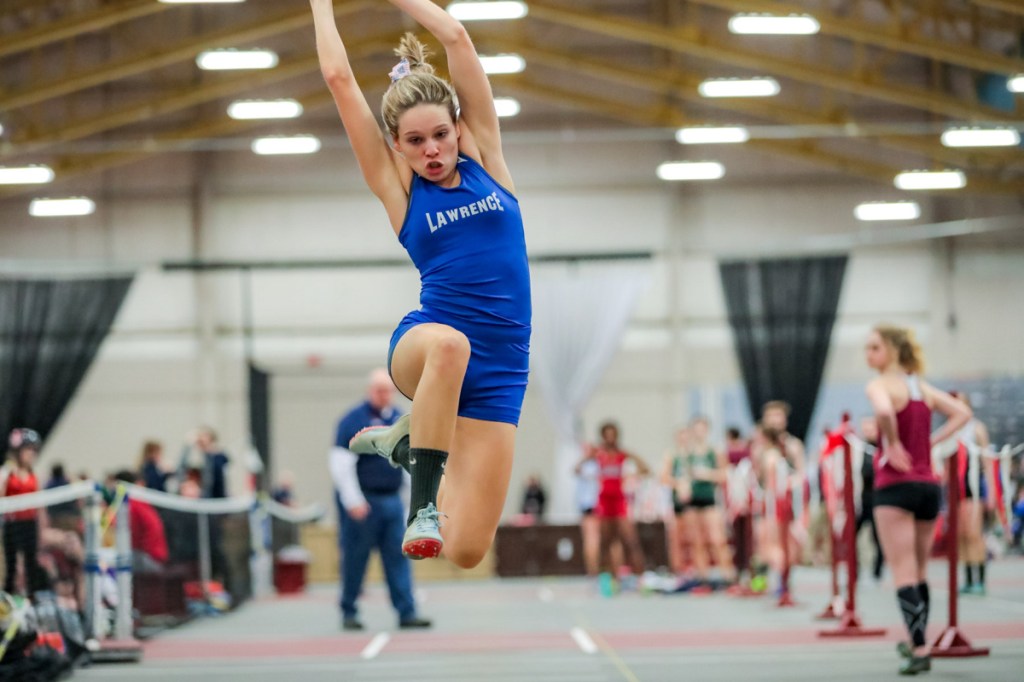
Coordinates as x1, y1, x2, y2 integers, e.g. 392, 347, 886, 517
381, 32, 457, 138
874, 324, 925, 374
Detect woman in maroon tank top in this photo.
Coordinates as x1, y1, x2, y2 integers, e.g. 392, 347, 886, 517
865, 326, 971, 675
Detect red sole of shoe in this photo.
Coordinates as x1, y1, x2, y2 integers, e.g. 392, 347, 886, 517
403, 538, 442, 560
349, 425, 385, 449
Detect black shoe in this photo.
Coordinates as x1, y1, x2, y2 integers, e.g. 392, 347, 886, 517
896, 641, 913, 659
899, 656, 931, 676
342, 617, 364, 631
399, 616, 432, 629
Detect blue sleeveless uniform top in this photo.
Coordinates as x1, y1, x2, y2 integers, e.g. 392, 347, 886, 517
398, 155, 531, 338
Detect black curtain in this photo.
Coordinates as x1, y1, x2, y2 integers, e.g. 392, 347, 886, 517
248, 362, 270, 491
719, 256, 847, 442
0, 276, 134, 443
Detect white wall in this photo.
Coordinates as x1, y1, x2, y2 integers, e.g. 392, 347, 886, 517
2, 137, 1021, 519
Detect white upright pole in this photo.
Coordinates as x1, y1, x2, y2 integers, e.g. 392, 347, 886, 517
83, 489, 104, 641
114, 492, 134, 641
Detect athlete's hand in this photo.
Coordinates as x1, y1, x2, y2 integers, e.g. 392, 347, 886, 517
886, 442, 912, 473
348, 504, 370, 521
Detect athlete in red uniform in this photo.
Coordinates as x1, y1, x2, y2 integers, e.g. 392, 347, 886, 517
865, 326, 971, 676
1, 428, 51, 595
577, 422, 649, 589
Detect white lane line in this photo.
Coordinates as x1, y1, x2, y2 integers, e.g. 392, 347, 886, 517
570, 627, 598, 655
361, 632, 390, 660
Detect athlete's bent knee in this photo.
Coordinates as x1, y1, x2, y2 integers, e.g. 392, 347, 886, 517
446, 542, 488, 569
428, 331, 471, 372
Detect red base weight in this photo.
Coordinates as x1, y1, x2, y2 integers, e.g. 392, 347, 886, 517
930, 627, 991, 658
818, 613, 886, 638
815, 602, 840, 620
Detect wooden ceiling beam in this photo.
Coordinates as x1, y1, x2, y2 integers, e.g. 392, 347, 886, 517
970, 0, 1024, 17
477, 33, 1017, 172
0, 86, 336, 201
689, 0, 1024, 76
502, 74, 1024, 194
0, 0, 373, 112
526, 0, 1020, 121
0, 0, 171, 60
0, 37, 393, 161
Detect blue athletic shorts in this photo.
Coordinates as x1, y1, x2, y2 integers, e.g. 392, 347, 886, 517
387, 309, 531, 426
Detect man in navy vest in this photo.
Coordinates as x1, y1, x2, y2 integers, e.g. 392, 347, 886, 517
329, 369, 431, 631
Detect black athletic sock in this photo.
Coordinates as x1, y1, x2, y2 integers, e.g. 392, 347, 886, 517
407, 448, 447, 526
897, 585, 927, 648
391, 435, 411, 473
978, 562, 986, 586
965, 564, 974, 587
917, 582, 930, 631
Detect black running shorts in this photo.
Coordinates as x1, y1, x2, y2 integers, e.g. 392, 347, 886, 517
874, 482, 941, 521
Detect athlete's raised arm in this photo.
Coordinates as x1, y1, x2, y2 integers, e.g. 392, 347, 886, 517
311, 0, 408, 228
387, 0, 514, 191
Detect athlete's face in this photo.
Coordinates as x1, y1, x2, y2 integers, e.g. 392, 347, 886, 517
367, 379, 393, 411
394, 104, 460, 185
864, 330, 893, 371
763, 408, 787, 433
691, 419, 709, 442
17, 447, 36, 470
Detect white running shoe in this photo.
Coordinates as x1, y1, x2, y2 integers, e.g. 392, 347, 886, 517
403, 503, 444, 560
348, 414, 410, 468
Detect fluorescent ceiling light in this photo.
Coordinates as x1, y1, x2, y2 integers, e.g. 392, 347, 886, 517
29, 197, 96, 217
676, 126, 749, 144
196, 49, 278, 70
894, 170, 966, 191
0, 123, 4, 136
447, 1, 528, 21
159, 0, 245, 4
479, 54, 526, 75
729, 14, 820, 35
227, 99, 303, 120
0, 165, 55, 184
699, 77, 780, 98
941, 127, 1020, 148
251, 135, 321, 155
854, 201, 920, 222
656, 161, 725, 181
1008, 74, 1024, 93
494, 97, 520, 117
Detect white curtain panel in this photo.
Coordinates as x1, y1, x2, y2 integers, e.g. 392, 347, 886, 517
530, 267, 649, 518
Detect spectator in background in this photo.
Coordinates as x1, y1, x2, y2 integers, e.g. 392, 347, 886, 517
138, 440, 172, 492
578, 421, 650, 593
113, 470, 168, 572
725, 427, 750, 466
330, 369, 430, 631
724, 427, 755, 589
760, 401, 807, 478
184, 427, 230, 586
45, 463, 80, 533
1, 428, 51, 596
191, 427, 230, 500
520, 474, 547, 520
